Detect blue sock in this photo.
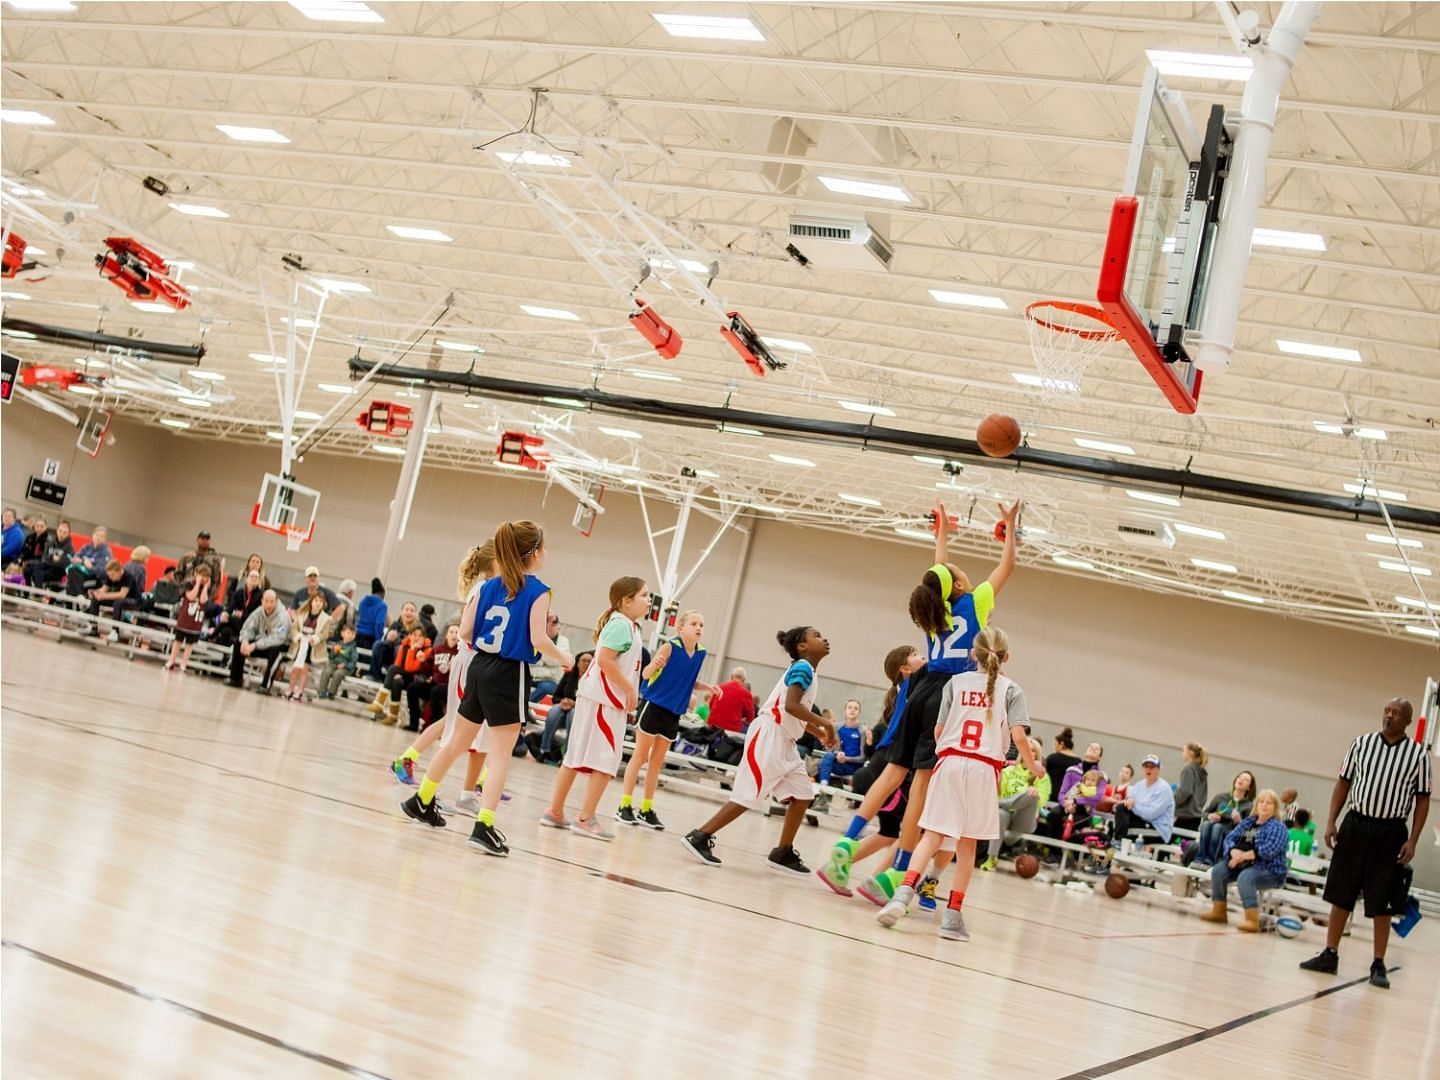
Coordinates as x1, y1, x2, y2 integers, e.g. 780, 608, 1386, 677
892, 849, 912, 872
844, 815, 867, 841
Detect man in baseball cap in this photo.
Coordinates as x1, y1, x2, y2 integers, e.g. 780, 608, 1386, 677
291, 564, 339, 615
1113, 753, 1176, 846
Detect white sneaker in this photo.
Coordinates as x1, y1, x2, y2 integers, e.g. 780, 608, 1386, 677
571, 816, 615, 841
877, 884, 915, 928
106, 629, 119, 643
455, 791, 479, 814
540, 809, 571, 829
939, 908, 970, 941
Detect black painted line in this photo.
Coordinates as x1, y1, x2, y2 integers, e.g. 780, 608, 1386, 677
2, 940, 392, 1079
6, 702, 1205, 1033
1056, 970, 1386, 1080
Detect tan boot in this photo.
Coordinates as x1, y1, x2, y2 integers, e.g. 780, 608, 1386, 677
384, 699, 401, 726
1199, 900, 1229, 924
1238, 907, 1261, 933
366, 687, 390, 718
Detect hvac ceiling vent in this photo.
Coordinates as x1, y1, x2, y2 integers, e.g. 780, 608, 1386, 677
1116, 519, 1176, 549
787, 216, 894, 272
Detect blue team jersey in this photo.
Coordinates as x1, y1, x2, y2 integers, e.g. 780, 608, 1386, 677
641, 636, 706, 714
472, 573, 551, 663
877, 675, 911, 749
924, 580, 995, 676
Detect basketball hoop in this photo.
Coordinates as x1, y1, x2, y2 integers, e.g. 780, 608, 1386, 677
1024, 300, 1120, 397
283, 526, 306, 553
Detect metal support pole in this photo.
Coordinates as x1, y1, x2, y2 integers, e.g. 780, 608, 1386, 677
1193, 1, 1320, 372
708, 517, 754, 683
649, 484, 696, 649
374, 342, 440, 584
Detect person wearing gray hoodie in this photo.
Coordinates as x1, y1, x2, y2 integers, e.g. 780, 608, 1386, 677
227, 589, 292, 691
1173, 742, 1211, 832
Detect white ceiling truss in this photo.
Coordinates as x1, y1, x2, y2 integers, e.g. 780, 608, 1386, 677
1, 1, 1437, 643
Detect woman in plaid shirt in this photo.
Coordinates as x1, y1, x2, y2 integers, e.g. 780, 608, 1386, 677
1198, 789, 1290, 932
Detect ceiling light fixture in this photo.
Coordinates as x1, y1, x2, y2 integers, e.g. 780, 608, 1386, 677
1126, 489, 1181, 507
694, 469, 719, 479
598, 426, 642, 440
1344, 482, 1407, 503
176, 396, 212, 408
1145, 49, 1254, 81
387, 224, 454, 242
1252, 228, 1326, 251
769, 453, 816, 468
1052, 555, 1096, 571
314, 277, 370, 293
1074, 437, 1135, 455
839, 400, 896, 417
495, 150, 572, 168
1276, 339, 1362, 363
653, 12, 764, 40
1379, 561, 1432, 576
437, 339, 484, 354
1221, 589, 1266, 605
628, 369, 682, 382
1173, 523, 1226, 541
721, 424, 764, 437
67, 385, 97, 396
1013, 371, 1079, 392
817, 176, 911, 202
371, 443, 407, 456
317, 383, 353, 394
187, 371, 226, 382
930, 288, 1008, 310
1313, 421, 1386, 440
2, 291, 31, 301
894, 527, 933, 541
1367, 533, 1422, 550
838, 493, 882, 507
169, 202, 229, 218
648, 256, 710, 274
288, 1, 384, 23
1405, 625, 1440, 640
249, 352, 286, 364
1191, 558, 1239, 573
293, 409, 323, 421
762, 336, 813, 353
159, 418, 191, 430
216, 124, 290, 144
0, 109, 56, 125
131, 302, 173, 313
520, 303, 580, 321
541, 396, 587, 410
1396, 596, 1440, 612
282, 316, 319, 329
912, 454, 946, 466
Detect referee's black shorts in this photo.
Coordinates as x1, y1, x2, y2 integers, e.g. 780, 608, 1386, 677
1322, 811, 1407, 918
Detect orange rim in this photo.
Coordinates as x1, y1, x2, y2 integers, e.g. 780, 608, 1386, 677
1025, 300, 1118, 342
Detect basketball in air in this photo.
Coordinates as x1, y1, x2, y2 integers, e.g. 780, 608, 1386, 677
1014, 853, 1040, 879
1276, 916, 1304, 939
1104, 873, 1131, 899
977, 414, 1022, 458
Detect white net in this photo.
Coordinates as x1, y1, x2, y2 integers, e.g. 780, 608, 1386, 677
1024, 300, 1119, 398
284, 528, 306, 553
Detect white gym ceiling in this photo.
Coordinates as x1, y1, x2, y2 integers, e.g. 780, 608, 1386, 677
2, 2, 1437, 639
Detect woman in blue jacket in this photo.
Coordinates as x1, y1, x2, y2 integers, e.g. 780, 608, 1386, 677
355, 578, 388, 670
1199, 789, 1290, 932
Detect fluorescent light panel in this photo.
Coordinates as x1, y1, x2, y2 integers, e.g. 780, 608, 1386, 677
288, 1, 383, 23
628, 369, 681, 382
315, 277, 370, 293
249, 353, 286, 364
1397, 596, 1440, 612
653, 13, 763, 40
598, 426, 641, 440
1252, 228, 1325, 251
1013, 371, 1080, 393
1313, 421, 1386, 440
216, 124, 290, 144
721, 424, 763, 437
930, 288, 1008, 310
1173, 523, 1226, 541
175, 396, 212, 408
169, 202, 229, 218
520, 304, 579, 321
541, 396, 586, 409
838, 493, 882, 507
387, 224, 453, 242
839, 400, 896, 417
2, 291, 31, 300
131, 302, 172, 313
1406, 625, 1440, 639
67, 385, 97, 396
1191, 558, 1238, 573
1276, 339, 1362, 363
769, 453, 816, 468
0, 109, 55, 125
495, 150, 572, 167
159, 418, 190, 429
894, 527, 933, 541
317, 382, 353, 394
762, 337, 813, 353
1074, 437, 1135, 455
1368, 533, 1422, 549
1344, 482, 1407, 502
648, 256, 710, 274
817, 176, 910, 202
5, 0, 79, 10
1379, 561, 1431, 576
1052, 555, 1096, 570
1145, 49, 1254, 81
437, 339, 484, 353
1222, 589, 1265, 605
371, 443, 407, 456
1126, 489, 1181, 507
283, 317, 319, 329
293, 409, 323, 421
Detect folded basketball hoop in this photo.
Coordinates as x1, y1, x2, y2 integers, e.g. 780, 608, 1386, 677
1024, 300, 1119, 397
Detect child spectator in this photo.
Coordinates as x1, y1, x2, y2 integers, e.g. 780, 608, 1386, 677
409, 623, 459, 729
817, 698, 866, 794
317, 626, 360, 700
369, 624, 431, 727
151, 565, 183, 610
283, 592, 332, 701
18, 516, 48, 568
4, 561, 25, 586
27, 519, 73, 590
1287, 807, 1316, 856
166, 565, 212, 672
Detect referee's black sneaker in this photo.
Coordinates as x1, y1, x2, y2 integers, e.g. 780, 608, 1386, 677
1369, 959, 1390, 989
1299, 947, 1339, 974
468, 820, 509, 857
400, 793, 446, 829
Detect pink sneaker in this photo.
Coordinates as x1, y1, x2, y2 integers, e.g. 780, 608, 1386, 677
540, 809, 571, 829
570, 816, 615, 841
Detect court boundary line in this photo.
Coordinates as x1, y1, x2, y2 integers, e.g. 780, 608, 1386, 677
1, 940, 392, 1079
1056, 969, 1386, 1079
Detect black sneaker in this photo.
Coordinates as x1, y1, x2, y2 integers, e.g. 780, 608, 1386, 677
1369, 959, 1390, 989
400, 794, 446, 829
468, 820, 509, 857
1299, 947, 1339, 974
637, 808, 665, 831
615, 805, 638, 826
682, 829, 721, 866
767, 845, 810, 875
225, 679, 244, 689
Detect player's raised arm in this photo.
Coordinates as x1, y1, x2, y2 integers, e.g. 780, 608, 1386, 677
986, 500, 1022, 595
933, 497, 951, 565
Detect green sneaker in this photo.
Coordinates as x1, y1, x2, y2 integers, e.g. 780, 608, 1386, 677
980, 856, 997, 872
856, 869, 899, 907
824, 837, 858, 889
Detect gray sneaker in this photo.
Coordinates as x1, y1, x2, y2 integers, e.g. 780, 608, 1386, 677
571, 816, 615, 841
877, 884, 915, 928
539, 809, 571, 829
939, 907, 970, 941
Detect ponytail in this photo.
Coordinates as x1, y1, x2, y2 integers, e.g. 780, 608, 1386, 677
493, 520, 543, 601
880, 644, 913, 726
776, 626, 810, 660
970, 626, 1010, 723
456, 540, 497, 599
908, 569, 949, 636
1187, 742, 1210, 768
595, 576, 647, 641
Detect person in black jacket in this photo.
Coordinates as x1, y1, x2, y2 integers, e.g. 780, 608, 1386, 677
215, 569, 265, 647
26, 519, 74, 590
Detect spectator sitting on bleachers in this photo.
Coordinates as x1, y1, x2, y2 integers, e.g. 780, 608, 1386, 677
1112, 753, 1175, 845
982, 736, 1052, 869
282, 592, 331, 701
1, 509, 23, 563
151, 565, 183, 610
1044, 727, 1082, 800
706, 666, 756, 733
18, 516, 48, 568
1199, 789, 1290, 932
1105, 763, 1133, 805
1185, 770, 1257, 868
528, 610, 573, 702
165, 564, 213, 672
1040, 741, 1107, 840
1287, 807, 1316, 857
317, 625, 360, 700
370, 600, 420, 680
290, 565, 339, 619
368, 623, 431, 727
817, 698, 865, 787
216, 569, 264, 645
355, 578, 387, 672
124, 545, 151, 604
1279, 787, 1300, 825
27, 519, 73, 590
85, 558, 142, 636
226, 589, 291, 692
409, 622, 459, 731
418, 603, 437, 642
534, 651, 594, 762
233, 553, 270, 593
66, 525, 112, 595
3, 561, 24, 586
329, 579, 357, 639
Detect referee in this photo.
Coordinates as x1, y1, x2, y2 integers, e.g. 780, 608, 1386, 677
1300, 697, 1432, 989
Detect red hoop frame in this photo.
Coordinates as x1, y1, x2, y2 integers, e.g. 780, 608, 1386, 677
1023, 299, 1118, 342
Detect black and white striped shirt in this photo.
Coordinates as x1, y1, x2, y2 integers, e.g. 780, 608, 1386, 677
1339, 731, 1433, 820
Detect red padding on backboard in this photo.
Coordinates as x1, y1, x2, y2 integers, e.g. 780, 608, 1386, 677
1097, 196, 1201, 416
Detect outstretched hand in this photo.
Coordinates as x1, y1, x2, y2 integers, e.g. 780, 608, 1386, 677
933, 497, 952, 535
999, 500, 1022, 527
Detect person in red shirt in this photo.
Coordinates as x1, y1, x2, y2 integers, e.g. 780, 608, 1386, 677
706, 667, 756, 733
409, 623, 460, 732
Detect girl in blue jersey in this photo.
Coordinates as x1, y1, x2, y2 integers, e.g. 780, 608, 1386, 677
401, 520, 572, 857
822, 498, 1021, 902
616, 610, 724, 831
543, 576, 651, 840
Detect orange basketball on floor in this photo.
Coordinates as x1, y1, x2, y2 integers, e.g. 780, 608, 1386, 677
977, 414, 1022, 457
1105, 873, 1131, 899
1014, 853, 1040, 879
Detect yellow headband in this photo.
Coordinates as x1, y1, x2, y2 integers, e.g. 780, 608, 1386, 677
928, 563, 956, 629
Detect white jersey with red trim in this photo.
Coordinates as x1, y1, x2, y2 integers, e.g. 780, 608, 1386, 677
756, 659, 818, 742
576, 614, 643, 709
935, 671, 1014, 763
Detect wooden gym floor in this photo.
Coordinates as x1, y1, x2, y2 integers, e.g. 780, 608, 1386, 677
1, 628, 1434, 1079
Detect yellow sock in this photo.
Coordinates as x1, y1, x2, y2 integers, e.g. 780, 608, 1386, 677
641, 798, 653, 813
418, 777, 439, 805
479, 767, 489, 785
401, 745, 420, 762
478, 807, 496, 827
619, 794, 632, 808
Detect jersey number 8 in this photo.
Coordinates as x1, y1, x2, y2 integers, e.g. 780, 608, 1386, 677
475, 605, 509, 653
958, 719, 985, 751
